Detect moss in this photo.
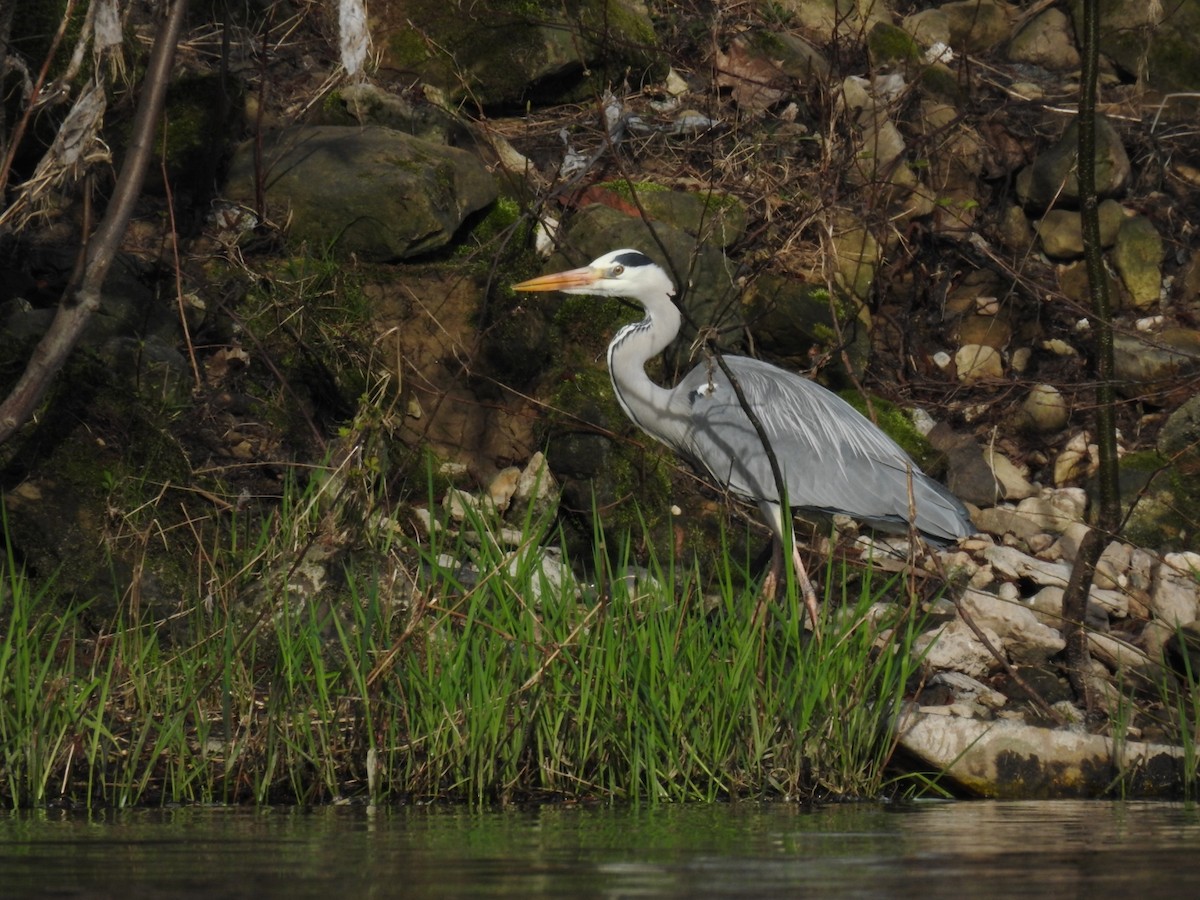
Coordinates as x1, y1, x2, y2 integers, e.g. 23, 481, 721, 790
838, 391, 941, 471
867, 22, 923, 66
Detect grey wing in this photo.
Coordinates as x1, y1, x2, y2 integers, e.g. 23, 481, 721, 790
670, 357, 971, 541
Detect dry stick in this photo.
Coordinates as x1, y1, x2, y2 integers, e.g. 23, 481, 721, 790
0, 0, 77, 196
1061, 0, 1116, 718
0, 0, 190, 444
159, 112, 204, 393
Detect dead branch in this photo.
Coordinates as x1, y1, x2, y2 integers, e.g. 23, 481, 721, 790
0, 0, 189, 446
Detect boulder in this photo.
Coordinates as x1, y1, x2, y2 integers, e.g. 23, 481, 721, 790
223, 126, 497, 261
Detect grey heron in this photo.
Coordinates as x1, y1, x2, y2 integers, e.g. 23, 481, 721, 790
514, 249, 972, 628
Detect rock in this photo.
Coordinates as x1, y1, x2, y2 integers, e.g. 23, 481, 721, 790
1053, 432, 1097, 485
1157, 394, 1200, 474
915, 617, 1003, 678
927, 671, 1009, 710
1028, 585, 1111, 632
984, 544, 1127, 616
1114, 328, 1200, 396
1091, 0, 1200, 93
928, 423, 1002, 507
940, 0, 1016, 52
1094, 541, 1132, 590
1016, 117, 1130, 210
973, 506, 1044, 542
998, 204, 1035, 252
1052, 520, 1093, 563
1087, 632, 1165, 683
955, 314, 1012, 350
487, 467, 521, 512
1112, 216, 1165, 308
1035, 200, 1124, 258
1020, 383, 1069, 433
1151, 554, 1200, 625
960, 588, 1066, 664
373, 2, 665, 107
1015, 492, 1083, 533
1007, 7, 1080, 70
223, 126, 497, 261
956, 343, 1004, 381
716, 29, 829, 113
903, 9, 951, 47
984, 447, 1037, 500
894, 708, 1187, 798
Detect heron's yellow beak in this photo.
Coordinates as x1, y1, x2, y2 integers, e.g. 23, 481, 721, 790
512, 266, 598, 292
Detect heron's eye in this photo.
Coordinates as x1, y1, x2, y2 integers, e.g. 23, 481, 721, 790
610, 264, 624, 277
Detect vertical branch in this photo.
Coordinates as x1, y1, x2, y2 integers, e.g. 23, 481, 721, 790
1062, 0, 1119, 713
0, 0, 190, 445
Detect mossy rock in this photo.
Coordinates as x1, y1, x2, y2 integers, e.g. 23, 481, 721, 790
375, 0, 667, 107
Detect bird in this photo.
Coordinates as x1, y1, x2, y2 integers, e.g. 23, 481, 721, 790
513, 248, 972, 629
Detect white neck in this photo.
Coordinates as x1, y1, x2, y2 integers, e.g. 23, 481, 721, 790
606, 285, 682, 444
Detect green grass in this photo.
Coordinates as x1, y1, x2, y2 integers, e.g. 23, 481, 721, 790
0, 478, 939, 809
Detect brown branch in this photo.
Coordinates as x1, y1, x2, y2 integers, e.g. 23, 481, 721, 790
0, 0, 190, 445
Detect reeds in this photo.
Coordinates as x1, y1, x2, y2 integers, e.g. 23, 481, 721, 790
1, 483, 940, 809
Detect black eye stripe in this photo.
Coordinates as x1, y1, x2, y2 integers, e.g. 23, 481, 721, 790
612, 251, 653, 268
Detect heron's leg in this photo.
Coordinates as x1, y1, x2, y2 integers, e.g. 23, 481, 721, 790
756, 538, 821, 636
789, 542, 821, 635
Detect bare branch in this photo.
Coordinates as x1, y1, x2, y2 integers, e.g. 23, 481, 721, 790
0, 0, 190, 445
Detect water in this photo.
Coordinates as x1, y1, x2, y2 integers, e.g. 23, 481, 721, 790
1, 801, 1198, 897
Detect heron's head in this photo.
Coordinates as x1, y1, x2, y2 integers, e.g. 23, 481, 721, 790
512, 249, 675, 301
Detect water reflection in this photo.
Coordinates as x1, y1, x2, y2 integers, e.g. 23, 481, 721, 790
1, 801, 1197, 898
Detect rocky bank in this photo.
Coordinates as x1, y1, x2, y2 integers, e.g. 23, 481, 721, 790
3, 0, 1200, 797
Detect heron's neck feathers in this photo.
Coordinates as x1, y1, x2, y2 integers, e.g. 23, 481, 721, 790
607, 281, 680, 443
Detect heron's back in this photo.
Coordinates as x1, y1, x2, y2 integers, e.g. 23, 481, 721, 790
669, 357, 971, 542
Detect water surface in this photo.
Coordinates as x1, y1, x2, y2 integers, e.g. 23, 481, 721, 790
1, 801, 1197, 897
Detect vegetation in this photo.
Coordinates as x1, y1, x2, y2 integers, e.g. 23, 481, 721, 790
1, 473, 937, 809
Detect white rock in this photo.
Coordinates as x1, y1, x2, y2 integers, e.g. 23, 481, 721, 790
443, 486, 480, 522
985, 447, 1037, 499
515, 451, 554, 501
983, 545, 1127, 617
956, 343, 1004, 381
1087, 631, 1164, 682
1094, 541, 1132, 591
895, 710, 1186, 797
1052, 521, 1093, 563
1054, 431, 1097, 484
1022, 383, 1069, 433
1151, 554, 1200, 625
960, 588, 1065, 664
1017, 494, 1084, 535
915, 617, 1002, 678
487, 466, 521, 511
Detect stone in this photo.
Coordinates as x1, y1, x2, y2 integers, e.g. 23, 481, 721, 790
973, 506, 1044, 542
1151, 554, 1200, 625
984, 447, 1037, 500
1016, 117, 1130, 210
940, 0, 1016, 52
1094, 541, 1132, 590
1053, 432, 1096, 485
915, 617, 1003, 678
1113, 216, 1164, 308
1114, 328, 1200, 395
1015, 491, 1085, 533
1087, 632, 1166, 683
1020, 383, 1069, 433
956, 343, 1004, 381
894, 709, 1187, 798
223, 126, 497, 261
1007, 8, 1080, 70
960, 588, 1066, 664
1035, 200, 1124, 258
